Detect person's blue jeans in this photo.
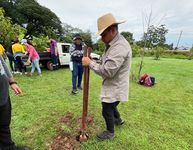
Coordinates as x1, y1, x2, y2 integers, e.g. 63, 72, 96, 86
51, 54, 58, 69
31, 59, 41, 74
72, 62, 83, 90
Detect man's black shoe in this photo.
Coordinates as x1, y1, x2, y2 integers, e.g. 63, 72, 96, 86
96, 130, 115, 140
71, 90, 78, 95
114, 118, 125, 126
77, 86, 83, 90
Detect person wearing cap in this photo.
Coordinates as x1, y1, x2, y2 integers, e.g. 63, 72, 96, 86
49, 38, 59, 70
0, 52, 28, 150
21, 39, 41, 76
82, 13, 132, 140
12, 38, 27, 74
69, 34, 86, 94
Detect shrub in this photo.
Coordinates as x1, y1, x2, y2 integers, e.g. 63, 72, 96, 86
153, 46, 164, 60
131, 44, 140, 57
144, 49, 191, 59
32, 36, 49, 52
188, 47, 193, 60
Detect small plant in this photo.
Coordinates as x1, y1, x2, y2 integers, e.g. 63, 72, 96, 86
188, 46, 193, 60
153, 46, 164, 60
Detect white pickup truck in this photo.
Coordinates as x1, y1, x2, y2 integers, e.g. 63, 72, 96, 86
32, 42, 100, 70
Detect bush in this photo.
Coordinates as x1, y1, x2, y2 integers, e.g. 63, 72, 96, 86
92, 40, 105, 55
165, 50, 189, 56
144, 49, 191, 59
153, 46, 164, 60
188, 47, 193, 60
0, 8, 26, 46
131, 44, 140, 57
32, 36, 49, 52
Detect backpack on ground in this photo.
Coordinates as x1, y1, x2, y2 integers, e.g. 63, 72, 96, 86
139, 73, 155, 87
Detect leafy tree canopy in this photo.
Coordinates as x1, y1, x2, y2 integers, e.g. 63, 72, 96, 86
121, 31, 135, 45
61, 23, 93, 47
0, 8, 26, 47
143, 24, 168, 49
0, 0, 62, 37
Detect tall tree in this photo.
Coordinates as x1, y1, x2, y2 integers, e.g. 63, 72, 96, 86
61, 23, 93, 47
0, 0, 62, 37
143, 24, 168, 49
121, 31, 134, 45
79, 31, 93, 48
61, 23, 82, 43
0, 8, 26, 47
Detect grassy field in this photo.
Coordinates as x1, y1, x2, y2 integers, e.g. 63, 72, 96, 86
10, 57, 193, 150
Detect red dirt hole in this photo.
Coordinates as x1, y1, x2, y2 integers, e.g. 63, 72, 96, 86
76, 131, 89, 142
47, 133, 80, 150
48, 112, 94, 150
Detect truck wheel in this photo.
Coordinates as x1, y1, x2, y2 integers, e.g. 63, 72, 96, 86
47, 61, 53, 70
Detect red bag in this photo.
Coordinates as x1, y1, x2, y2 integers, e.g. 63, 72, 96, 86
139, 74, 155, 87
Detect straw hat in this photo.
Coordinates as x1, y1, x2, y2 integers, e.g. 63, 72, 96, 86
97, 13, 125, 35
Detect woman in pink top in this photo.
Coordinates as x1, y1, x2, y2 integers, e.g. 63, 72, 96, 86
21, 39, 42, 76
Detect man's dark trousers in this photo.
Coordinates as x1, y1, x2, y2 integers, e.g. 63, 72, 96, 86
102, 101, 120, 133
0, 97, 15, 150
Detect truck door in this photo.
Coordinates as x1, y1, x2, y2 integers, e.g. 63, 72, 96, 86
59, 44, 71, 65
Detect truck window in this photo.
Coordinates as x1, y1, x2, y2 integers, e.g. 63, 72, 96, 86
61, 45, 70, 53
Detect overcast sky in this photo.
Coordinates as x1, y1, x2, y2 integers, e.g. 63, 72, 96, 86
38, 0, 193, 47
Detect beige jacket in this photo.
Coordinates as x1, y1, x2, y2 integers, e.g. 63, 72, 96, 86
89, 33, 132, 103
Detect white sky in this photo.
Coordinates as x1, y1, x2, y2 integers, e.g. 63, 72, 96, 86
38, 0, 193, 47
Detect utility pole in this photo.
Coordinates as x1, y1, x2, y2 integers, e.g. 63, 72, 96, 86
175, 31, 183, 50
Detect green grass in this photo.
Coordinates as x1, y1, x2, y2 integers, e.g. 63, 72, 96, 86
10, 57, 193, 150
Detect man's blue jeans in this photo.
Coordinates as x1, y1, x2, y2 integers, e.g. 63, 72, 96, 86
72, 62, 83, 90
51, 54, 58, 69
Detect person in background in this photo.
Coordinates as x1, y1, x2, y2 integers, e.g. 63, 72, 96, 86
49, 38, 59, 70
0, 43, 5, 57
6, 40, 16, 73
12, 38, 27, 74
21, 39, 42, 76
0, 54, 28, 150
82, 13, 132, 140
69, 34, 86, 94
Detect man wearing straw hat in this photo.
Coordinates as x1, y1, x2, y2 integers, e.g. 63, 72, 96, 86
82, 13, 132, 140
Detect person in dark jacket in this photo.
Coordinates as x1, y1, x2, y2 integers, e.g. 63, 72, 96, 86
69, 34, 86, 94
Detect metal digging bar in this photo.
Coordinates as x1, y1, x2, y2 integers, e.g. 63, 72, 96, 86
77, 47, 91, 142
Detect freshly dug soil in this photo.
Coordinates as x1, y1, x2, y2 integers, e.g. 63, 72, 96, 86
47, 112, 94, 150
